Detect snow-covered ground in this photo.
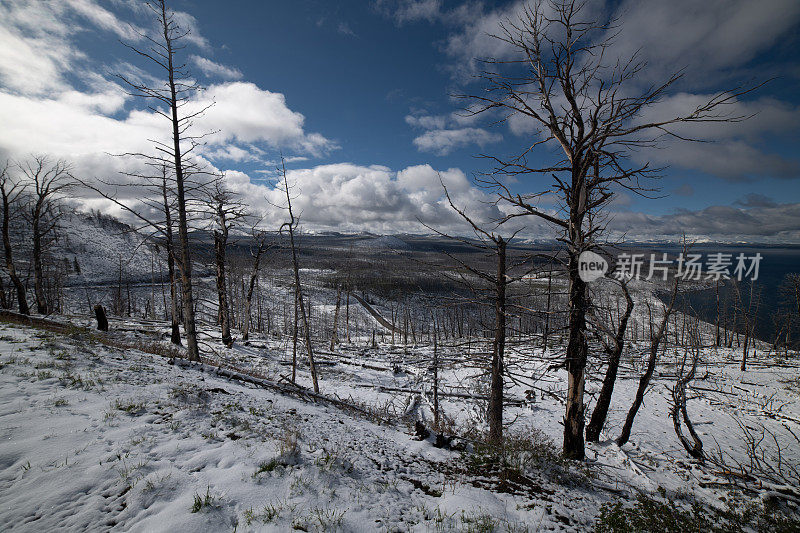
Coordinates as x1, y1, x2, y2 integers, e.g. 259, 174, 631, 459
0, 323, 606, 532
1, 276, 799, 531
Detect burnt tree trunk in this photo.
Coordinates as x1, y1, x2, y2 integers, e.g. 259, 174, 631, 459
543, 270, 552, 348
214, 226, 233, 347
616, 279, 678, 447
0, 182, 28, 315
242, 255, 261, 341
563, 251, 588, 458
166, 233, 181, 345
0, 276, 7, 309
94, 304, 108, 332
31, 199, 47, 314
281, 159, 319, 392
330, 288, 342, 351
292, 290, 298, 382
161, 0, 199, 362
292, 257, 318, 391
563, 163, 590, 459
432, 320, 439, 428
488, 237, 507, 445
741, 282, 760, 372
586, 282, 634, 442
161, 176, 182, 345
345, 291, 350, 342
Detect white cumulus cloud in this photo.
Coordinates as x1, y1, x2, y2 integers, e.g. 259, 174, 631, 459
222, 163, 502, 234
190, 56, 243, 80
412, 127, 502, 156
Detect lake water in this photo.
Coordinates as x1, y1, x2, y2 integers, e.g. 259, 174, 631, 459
640, 244, 800, 347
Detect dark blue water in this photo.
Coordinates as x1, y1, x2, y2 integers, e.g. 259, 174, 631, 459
630, 244, 800, 347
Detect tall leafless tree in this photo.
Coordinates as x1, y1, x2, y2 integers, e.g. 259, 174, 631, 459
114, 0, 217, 361
732, 278, 761, 371
0, 162, 29, 315
160, 167, 182, 345
18, 156, 72, 315
424, 183, 528, 445
330, 287, 343, 351
242, 227, 271, 342
278, 157, 319, 393
463, 0, 755, 459
204, 176, 247, 347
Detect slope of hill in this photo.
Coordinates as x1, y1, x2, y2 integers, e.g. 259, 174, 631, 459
57, 211, 164, 284
0, 321, 605, 532
1, 299, 798, 531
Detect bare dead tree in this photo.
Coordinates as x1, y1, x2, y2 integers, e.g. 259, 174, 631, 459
462, 0, 755, 458
112, 0, 218, 361
672, 342, 704, 461
542, 261, 554, 348
732, 278, 761, 371
777, 273, 800, 351
242, 226, 271, 341
292, 289, 299, 382
585, 277, 633, 442
330, 287, 342, 351
17, 156, 72, 315
616, 274, 679, 447
278, 157, 319, 393
203, 176, 247, 347
422, 181, 529, 445
160, 167, 182, 345
432, 315, 440, 428
0, 162, 29, 315
0, 270, 6, 310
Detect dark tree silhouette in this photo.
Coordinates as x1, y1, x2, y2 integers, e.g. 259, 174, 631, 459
0, 162, 29, 315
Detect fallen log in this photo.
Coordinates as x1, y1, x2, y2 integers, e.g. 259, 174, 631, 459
351, 293, 402, 334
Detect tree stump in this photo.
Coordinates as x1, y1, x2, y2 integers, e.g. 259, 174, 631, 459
94, 304, 108, 331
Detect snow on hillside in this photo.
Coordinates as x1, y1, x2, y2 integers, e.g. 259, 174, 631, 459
0, 323, 605, 532
58, 211, 164, 284
2, 268, 800, 531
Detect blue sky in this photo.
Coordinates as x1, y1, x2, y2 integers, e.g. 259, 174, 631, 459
1, 0, 799, 241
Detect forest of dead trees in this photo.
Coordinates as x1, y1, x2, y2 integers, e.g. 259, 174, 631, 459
0, 0, 798, 474
1, 156, 799, 465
